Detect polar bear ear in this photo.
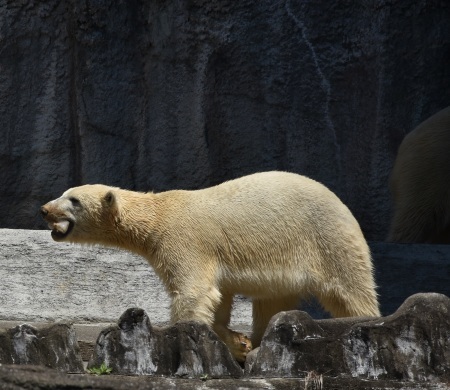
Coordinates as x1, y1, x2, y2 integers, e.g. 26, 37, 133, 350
104, 191, 115, 206
103, 190, 120, 217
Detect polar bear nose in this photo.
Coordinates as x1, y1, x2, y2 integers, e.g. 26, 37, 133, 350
40, 206, 48, 217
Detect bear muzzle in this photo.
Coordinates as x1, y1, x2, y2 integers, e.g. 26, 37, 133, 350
40, 204, 74, 240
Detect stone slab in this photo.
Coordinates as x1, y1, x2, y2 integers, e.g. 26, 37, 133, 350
1, 229, 449, 324
88, 308, 244, 378
0, 229, 252, 325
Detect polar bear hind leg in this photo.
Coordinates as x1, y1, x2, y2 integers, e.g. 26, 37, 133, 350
212, 293, 252, 363
315, 280, 380, 319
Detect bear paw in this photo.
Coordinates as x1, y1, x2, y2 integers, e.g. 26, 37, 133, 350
229, 331, 252, 363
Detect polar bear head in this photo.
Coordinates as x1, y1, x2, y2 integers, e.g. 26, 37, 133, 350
40, 184, 119, 244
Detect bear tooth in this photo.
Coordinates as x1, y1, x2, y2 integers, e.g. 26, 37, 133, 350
54, 220, 70, 234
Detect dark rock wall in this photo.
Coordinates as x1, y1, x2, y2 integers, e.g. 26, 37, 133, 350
1, 1, 449, 240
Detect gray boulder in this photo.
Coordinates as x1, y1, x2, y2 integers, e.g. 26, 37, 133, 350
246, 311, 371, 377
0, 323, 84, 373
248, 293, 450, 382
344, 293, 450, 381
88, 308, 243, 378
90, 294, 450, 383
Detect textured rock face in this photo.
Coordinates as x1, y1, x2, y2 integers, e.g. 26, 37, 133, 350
344, 293, 450, 381
88, 308, 243, 378
0, 294, 448, 386
0, 323, 84, 373
1, 1, 449, 240
245, 311, 367, 377
90, 294, 450, 382
248, 293, 450, 382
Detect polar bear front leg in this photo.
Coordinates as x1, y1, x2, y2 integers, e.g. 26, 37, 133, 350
170, 286, 251, 363
212, 293, 252, 363
169, 283, 221, 325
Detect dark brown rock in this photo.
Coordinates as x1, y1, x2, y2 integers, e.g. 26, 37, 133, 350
0, 323, 84, 373
88, 308, 243, 378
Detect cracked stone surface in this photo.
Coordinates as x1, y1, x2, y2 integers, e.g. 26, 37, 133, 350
344, 293, 450, 382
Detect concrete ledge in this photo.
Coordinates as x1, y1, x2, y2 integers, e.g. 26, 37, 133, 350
1, 229, 449, 325
0, 229, 252, 325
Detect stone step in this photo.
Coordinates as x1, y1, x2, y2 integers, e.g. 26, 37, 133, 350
0, 229, 449, 325
0, 229, 252, 325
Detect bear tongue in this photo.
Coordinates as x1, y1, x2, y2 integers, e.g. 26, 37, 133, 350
51, 220, 70, 234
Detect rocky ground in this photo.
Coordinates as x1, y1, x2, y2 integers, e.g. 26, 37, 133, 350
1, 365, 449, 390
0, 230, 449, 389
0, 294, 449, 389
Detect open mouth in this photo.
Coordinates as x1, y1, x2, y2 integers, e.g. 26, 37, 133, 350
49, 220, 74, 240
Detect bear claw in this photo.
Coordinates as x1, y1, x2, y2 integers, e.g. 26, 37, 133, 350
230, 332, 252, 363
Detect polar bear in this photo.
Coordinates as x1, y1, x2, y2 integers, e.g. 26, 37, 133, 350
388, 106, 450, 243
41, 171, 380, 362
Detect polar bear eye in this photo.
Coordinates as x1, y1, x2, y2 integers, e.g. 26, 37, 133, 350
69, 197, 81, 207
